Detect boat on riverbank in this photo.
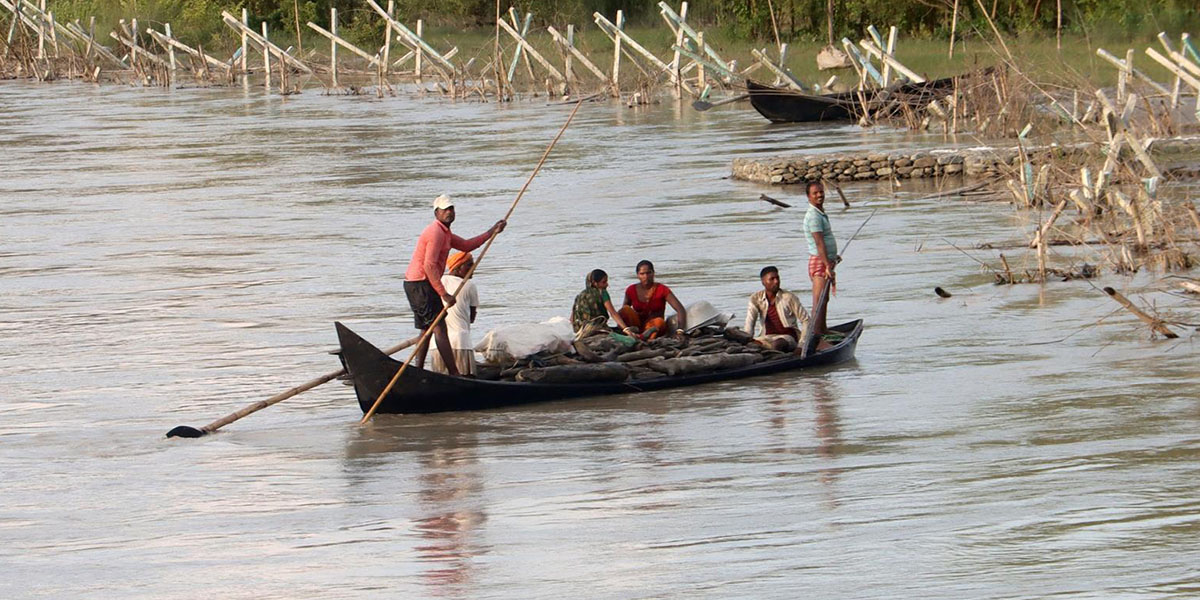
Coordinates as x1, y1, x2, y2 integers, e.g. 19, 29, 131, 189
747, 74, 964, 123
335, 319, 863, 414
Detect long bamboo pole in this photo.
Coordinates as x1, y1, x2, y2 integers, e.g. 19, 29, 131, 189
360, 100, 585, 423
165, 335, 421, 438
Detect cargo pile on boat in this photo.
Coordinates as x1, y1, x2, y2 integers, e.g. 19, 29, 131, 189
475, 326, 793, 383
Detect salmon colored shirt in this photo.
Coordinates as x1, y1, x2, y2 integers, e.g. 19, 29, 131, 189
404, 220, 490, 295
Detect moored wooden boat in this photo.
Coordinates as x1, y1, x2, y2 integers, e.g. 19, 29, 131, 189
746, 73, 967, 123
335, 319, 863, 414
746, 79, 862, 123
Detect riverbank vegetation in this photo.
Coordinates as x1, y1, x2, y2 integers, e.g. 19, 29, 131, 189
41, 1, 1199, 59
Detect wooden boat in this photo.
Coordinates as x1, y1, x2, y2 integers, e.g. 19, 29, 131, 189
335, 319, 864, 414
746, 79, 862, 123
746, 74, 963, 123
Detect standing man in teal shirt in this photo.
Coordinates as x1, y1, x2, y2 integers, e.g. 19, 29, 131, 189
803, 181, 838, 337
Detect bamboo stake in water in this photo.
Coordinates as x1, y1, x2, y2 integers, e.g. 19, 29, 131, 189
262, 21, 270, 91
415, 18, 422, 81
360, 100, 585, 424
382, 0, 393, 74
240, 9, 248, 72
330, 7, 337, 87
610, 9, 622, 94
164, 23, 175, 73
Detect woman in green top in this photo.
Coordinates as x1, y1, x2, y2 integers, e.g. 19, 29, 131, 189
571, 269, 635, 335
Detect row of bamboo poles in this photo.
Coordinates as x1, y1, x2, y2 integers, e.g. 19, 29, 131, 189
0, 0, 932, 102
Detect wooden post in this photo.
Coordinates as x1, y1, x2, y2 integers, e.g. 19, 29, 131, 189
330, 8, 337, 87
131, 18, 139, 67
415, 19, 422, 81
165, 23, 176, 73
1103, 287, 1178, 338
5, 1, 17, 53
262, 21, 270, 91
773, 43, 788, 86
47, 10, 57, 57
884, 26, 897, 84
36, 0, 43, 58
611, 9, 623, 93
696, 31, 704, 89
671, 2, 687, 98
241, 8, 248, 72
564, 23, 574, 85
1117, 48, 1131, 105
948, 0, 959, 59
1055, 0, 1062, 50
382, 0, 393, 74
1157, 32, 1184, 108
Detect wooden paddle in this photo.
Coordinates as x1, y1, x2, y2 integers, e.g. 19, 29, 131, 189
359, 99, 586, 424
692, 93, 750, 111
165, 336, 419, 438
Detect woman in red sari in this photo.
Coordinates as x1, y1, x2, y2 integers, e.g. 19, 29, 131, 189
618, 260, 688, 340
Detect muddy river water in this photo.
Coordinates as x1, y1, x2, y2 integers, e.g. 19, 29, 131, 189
1, 80, 1198, 598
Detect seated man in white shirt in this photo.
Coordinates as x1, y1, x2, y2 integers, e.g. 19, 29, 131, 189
431, 251, 480, 376
744, 265, 809, 352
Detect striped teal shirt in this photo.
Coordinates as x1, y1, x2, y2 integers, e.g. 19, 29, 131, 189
804, 204, 837, 258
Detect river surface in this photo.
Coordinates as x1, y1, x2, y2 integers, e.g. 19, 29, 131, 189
1, 80, 1198, 599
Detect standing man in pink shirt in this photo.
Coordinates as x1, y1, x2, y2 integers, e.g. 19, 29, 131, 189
404, 194, 505, 376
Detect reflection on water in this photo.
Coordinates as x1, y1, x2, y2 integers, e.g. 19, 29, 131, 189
0, 80, 1198, 599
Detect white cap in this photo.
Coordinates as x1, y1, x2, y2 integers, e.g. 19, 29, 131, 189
433, 194, 454, 210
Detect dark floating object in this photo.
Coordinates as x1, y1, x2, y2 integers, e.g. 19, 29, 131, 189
334, 319, 863, 415
759, 193, 792, 208
935, 287, 953, 298
166, 425, 206, 438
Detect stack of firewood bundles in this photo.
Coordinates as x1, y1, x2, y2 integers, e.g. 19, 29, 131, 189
475, 327, 793, 383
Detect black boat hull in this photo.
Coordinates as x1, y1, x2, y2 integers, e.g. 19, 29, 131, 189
746, 74, 967, 123
336, 319, 863, 414
746, 80, 861, 123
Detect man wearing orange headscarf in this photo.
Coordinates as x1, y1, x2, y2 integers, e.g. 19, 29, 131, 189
431, 251, 480, 376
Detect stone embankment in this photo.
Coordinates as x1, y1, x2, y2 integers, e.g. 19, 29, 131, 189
731, 137, 1200, 185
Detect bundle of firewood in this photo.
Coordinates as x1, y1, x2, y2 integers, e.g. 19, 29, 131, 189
475, 327, 791, 382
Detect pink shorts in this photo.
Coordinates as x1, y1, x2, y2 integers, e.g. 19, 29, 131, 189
808, 255, 830, 279
808, 256, 836, 295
